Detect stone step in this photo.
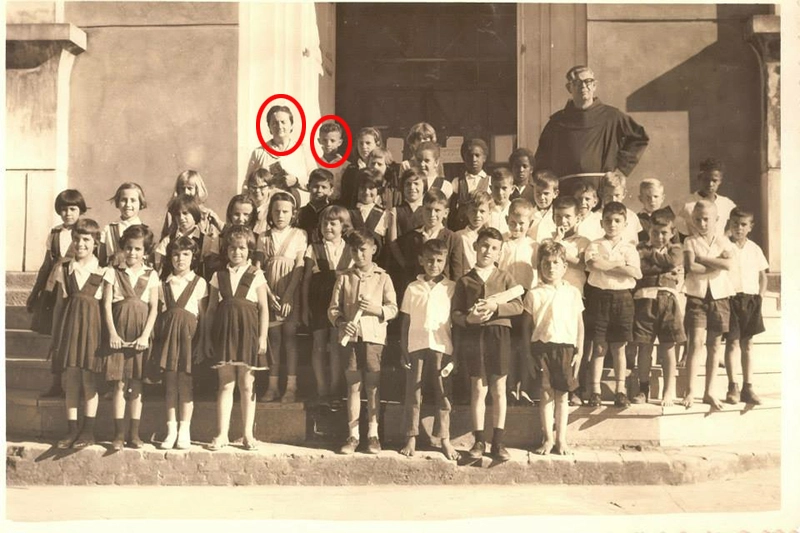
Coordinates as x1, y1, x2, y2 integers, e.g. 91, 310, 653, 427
6, 271, 37, 289
5, 329, 53, 358
6, 306, 32, 330
5, 439, 781, 487
6, 387, 781, 449
6, 288, 30, 307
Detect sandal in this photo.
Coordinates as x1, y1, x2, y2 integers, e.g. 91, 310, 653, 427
242, 437, 258, 451
208, 437, 229, 452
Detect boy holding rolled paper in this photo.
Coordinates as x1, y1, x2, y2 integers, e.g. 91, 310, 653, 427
452, 227, 524, 462
328, 229, 398, 455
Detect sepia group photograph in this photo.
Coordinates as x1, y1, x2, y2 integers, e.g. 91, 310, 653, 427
3, 0, 798, 531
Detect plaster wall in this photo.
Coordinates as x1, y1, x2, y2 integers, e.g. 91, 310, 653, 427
65, 2, 238, 230
587, 4, 768, 246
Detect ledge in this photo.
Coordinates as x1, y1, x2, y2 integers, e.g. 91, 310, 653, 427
6, 23, 87, 55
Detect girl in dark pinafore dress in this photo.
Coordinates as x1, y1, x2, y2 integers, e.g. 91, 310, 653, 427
50, 219, 106, 450
99, 225, 159, 451
301, 205, 353, 406
205, 225, 269, 451
152, 236, 208, 450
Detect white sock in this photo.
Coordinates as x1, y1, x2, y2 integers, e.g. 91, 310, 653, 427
368, 422, 379, 438
286, 375, 297, 391
349, 425, 360, 439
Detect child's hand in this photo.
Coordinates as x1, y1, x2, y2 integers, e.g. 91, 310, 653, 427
343, 321, 358, 338
358, 295, 383, 317
571, 352, 582, 379
474, 299, 498, 316
280, 301, 293, 319
109, 333, 125, 350
132, 336, 150, 351
465, 306, 486, 325
258, 336, 268, 356
268, 293, 282, 312
719, 250, 731, 259
554, 226, 566, 241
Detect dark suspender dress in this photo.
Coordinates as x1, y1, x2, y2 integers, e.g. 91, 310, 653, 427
211, 266, 268, 369
153, 275, 202, 374
31, 227, 66, 335
308, 243, 352, 331
97, 267, 154, 381
54, 262, 104, 372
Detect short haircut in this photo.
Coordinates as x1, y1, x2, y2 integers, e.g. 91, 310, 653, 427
358, 127, 383, 148
110, 182, 147, 209
460, 138, 489, 160
599, 171, 626, 192
573, 179, 598, 196
692, 199, 717, 214
406, 122, 437, 146
729, 206, 755, 222
247, 168, 273, 188
267, 191, 297, 227
477, 226, 504, 244
400, 167, 425, 188
699, 157, 724, 174
319, 120, 343, 137
537, 239, 567, 270
225, 194, 258, 229
422, 188, 448, 207
174, 170, 209, 203
509, 198, 535, 218
166, 234, 199, 258
602, 201, 627, 220
468, 190, 494, 209
532, 169, 559, 189
72, 218, 102, 243
509, 147, 535, 166
421, 238, 448, 258
639, 178, 664, 193
553, 195, 579, 212
491, 167, 514, 183
221, 224, 256, 253
266, 105, 294, 126
358, 172, 381, 192
168, 194, 202, 223
167, 194, 203, 224
319, 205, 353, 234
54, 189, 88, 215
308, 168, 334, 187
650, 208, 676, 228
120, 224, 154, 253
367, 147, 395, 165
566, 65, 594, 82
416, 140, 440, 160
346, 228, 377, 248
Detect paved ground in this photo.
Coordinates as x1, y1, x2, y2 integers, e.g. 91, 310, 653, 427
6, 468, 782, 524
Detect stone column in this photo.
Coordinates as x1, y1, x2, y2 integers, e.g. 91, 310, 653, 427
746, 14, 780, 272
6, 3, 86, 271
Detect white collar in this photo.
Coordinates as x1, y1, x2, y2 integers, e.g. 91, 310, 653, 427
167, 270, 196, 283
70, 256, 99, 275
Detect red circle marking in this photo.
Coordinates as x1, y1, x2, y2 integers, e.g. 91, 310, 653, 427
310, 115, 353, 169
255, 94, 306, 157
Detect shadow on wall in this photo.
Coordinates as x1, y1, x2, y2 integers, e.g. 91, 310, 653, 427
626, 4, 766, 242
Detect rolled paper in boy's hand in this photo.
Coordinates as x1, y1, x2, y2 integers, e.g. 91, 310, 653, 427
340, 309, 363, 346
480, 284, 524, 306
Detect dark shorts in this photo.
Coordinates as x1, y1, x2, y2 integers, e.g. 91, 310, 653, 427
586, 288, 634, 344
461, 325, 511, 378
633, 291, 687, 345
684, 293, 730, 336
531, 342, 579, 393
340, 341, 383, 373
728, 293, 765, 340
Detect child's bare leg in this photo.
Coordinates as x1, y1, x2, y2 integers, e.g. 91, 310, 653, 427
329, 331, 343, 398
164, 372, 178, 423
281, 321, 298, 402
212, 365, 236, 447
400, 352, 422, 457
127, 379, 144, 446
519, 346, 533, 403
58, 368, 82, 448
740, 336, 761, 404
470, 377, 488, 432
112, 380, 126, 420
611, 342, 627, 395
725, 338, 741, 385
659, 343, 677, 407
634, 344, 653, 403
589, 343, 606, 404
311, 330, 329, 399
365, 371, 381, 438
703, 334, 723, 409
553, 390, 571, 454
683, 328, 705, 407
536, 381, 555, 454
263, 327, 281, 401
237, 367, 257, 445
434, 353, 457, 460
74, 369, 98, 447
490, 375, 507, 431
345, 371, 362, 440
178, 373, 194, 421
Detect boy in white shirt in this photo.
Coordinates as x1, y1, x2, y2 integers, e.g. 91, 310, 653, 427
675, 158, 737, 240
598, 171, 643, 244
398, 239, 458, 460
682, 200, 736, 409
522, 240, 584, 455
527, 170, 559, 242
573, 180, 604, 242
488, 168, 514, 235
455, 190, 492, 278
724, 208, 768, 405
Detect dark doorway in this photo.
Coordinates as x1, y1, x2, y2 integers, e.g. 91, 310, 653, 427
336, 3, 517, 164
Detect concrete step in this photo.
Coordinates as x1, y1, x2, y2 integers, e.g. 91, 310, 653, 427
6, 387, 781, 449
6, 306, 32, 330
6, 439, 781, 487
5, 329, 52, 357
6, 271, 37, 289
6, 288, 31, 307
